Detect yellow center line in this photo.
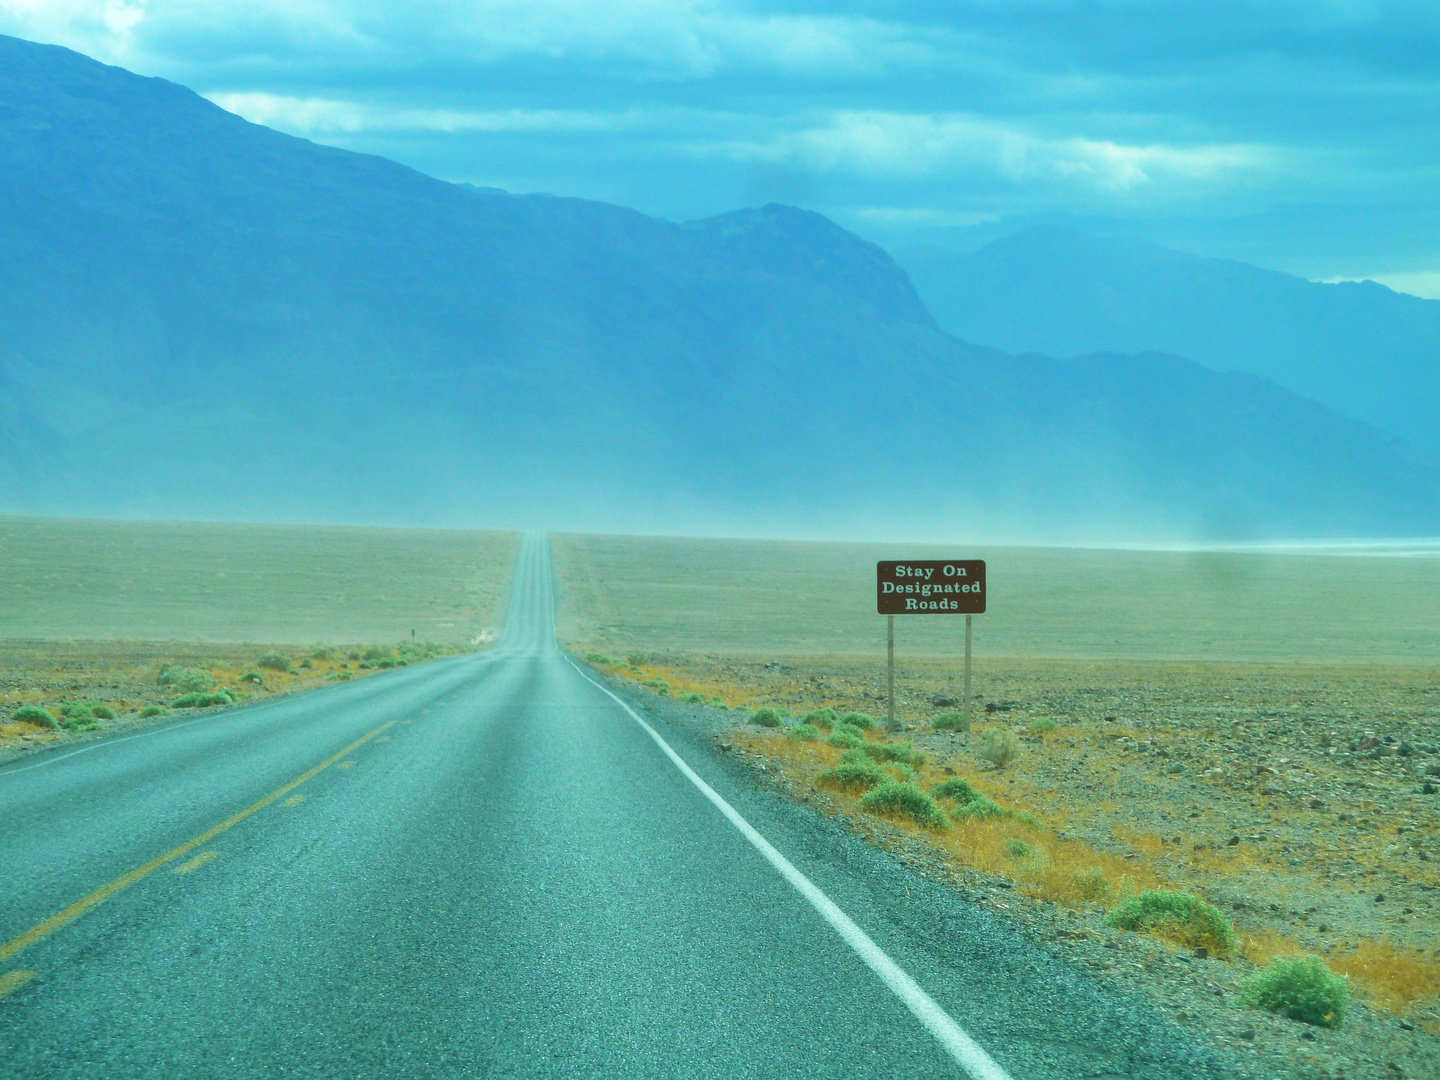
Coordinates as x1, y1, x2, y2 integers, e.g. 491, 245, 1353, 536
171, 851, 220, 875
282, 794, 306, 807
0, 970, 38, 1000
0, 721, 395, 966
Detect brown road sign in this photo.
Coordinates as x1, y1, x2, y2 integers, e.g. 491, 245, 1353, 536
877, 560, 986, 614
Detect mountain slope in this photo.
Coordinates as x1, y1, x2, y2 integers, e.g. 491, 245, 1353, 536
1, 34, 1437, 540
900, 228, 1440, 459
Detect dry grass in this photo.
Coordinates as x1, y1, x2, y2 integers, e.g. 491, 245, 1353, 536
1328, 940, 1440, 1015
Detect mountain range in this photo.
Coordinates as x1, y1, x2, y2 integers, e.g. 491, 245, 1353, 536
901, 229, 1440, 461
1, 33, 1436, 540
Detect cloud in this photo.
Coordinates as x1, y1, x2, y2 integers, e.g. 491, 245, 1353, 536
706, 112, 1271, 193
208, 93, 635, 137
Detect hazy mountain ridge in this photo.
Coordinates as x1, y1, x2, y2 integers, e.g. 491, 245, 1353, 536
1, 33, 1436, 539
901, 228, 1440, 460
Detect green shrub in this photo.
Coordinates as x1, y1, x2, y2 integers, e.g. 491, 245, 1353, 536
1239, 955, 1349, 1028
751, 707, 784, 728
299, 659, 313, 669
347, 650, 362, 661
640, 677, 669, 695
826, 730, 864, 749
309, 647, 333, 661
257, 653, 292, 672
932, 710, 970, 731
90, 704, 116, 720
585, 652, 618, 664
817, 759, 889, 791
626, 651, 646, 666
361, 646, 388, 661
859, 782, 949, 829
156, 665, 213, 692
953, 795, 1007, 820
1027, 717, 1057, 733
1071, 866, 1113, 901
139, 705, 168, 718
803, 707, 838, 729
1014, 810, 1041, 827
172, 691, 234, 709
60, 716, 102, 732
708, 697, 729, 709
1005, 838, 1030, 857
931, 777, 981, 804
839, 711, 875, 730
13, 704, 57, 728
787, 722, 820, 742
976, 728, 1020, 769
887, 761, 916, 782
241, 672, 264, 685
856, 741, 926, 766
1105, 890, 1237, 955
58, 702, 90, 718
680, 691, 706, 704
328, 672, 353, 681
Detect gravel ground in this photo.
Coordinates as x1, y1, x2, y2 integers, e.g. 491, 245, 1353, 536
589, 652, 1440, 1080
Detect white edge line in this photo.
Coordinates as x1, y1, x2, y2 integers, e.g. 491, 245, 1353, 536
566, 657, 1014, 1080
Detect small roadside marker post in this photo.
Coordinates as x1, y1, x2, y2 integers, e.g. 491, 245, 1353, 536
876, 560, 986, 732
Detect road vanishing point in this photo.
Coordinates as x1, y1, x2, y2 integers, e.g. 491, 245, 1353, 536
0, 537, 1229, 1079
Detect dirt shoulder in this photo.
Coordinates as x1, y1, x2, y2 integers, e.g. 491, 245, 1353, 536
579, 649, 1440, 1080
0, 638, 480, 766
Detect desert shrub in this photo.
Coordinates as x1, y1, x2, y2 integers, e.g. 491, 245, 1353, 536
1105, 890, 1237, 955
817, 759, 889, 791
640, 677, 669, 695
931, 777, 981, 804
859, 782, 949, 829
826, 730, 864, 749
932, 710, 970, 732
953, 795, 1007, 820
1027, 718, 1057, 733
976, 728, 1020, 769
803, 707, 838, 729
361, 646, 388, 661
678, 690, 705, 703
1005, 839, 1030, 857
855, 741, 926, 766
839, 711, 874, 730
1071, 866, 1113, 901
887, 761, 916, 782
787, 723, 820, 742
751, 707, 784, 728
60, 715, 102, 732
328, 672, 353, 681
347, 650, 362, 661
139, 705, 168, 718
156, 665, 213, 692
90, 704, 116, 720
172, 691, 234, 709
299, 659, 313, 670
241, 672, 264, 685
585, 652, 613, 664
257, 653, 292, 672
1014, 810, 1041, 827
1239, 955, 1349, 1028
13, 704, 57, 729
309, 647, 333, 661
58, 702, 90, 717
708, 697, 729, 709
626, 651, 646, 666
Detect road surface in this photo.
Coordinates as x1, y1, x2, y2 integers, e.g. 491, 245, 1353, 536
0, 537, 1230, 1078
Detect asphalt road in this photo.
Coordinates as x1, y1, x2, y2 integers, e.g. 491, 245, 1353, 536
0, 537, 1233, 1078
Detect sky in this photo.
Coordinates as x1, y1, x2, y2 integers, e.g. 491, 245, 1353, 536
4, 0, 1440, 291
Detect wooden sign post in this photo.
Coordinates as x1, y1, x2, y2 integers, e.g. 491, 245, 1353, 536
876, 560, 986, 732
